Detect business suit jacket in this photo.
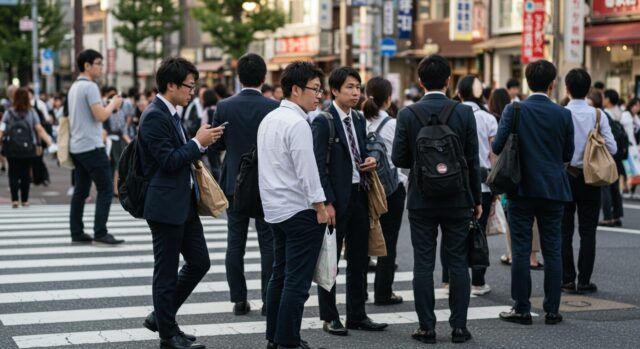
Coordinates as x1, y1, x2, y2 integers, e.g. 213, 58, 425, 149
392, 93, 481, 210
211, 89, 280, 197
138, 98, 204, 225
492, 94, 574, 202
311, 104, 369, 217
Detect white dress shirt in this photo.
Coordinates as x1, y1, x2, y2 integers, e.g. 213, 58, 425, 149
257, 99, 326, 224
333, 100, 361, 184
463, 101, 498, 193
620, 110, 637, 147
565, 99, 617, 168
365, 111, 408, 188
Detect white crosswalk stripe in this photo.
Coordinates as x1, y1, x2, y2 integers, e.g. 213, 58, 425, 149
0, 204, 516, 348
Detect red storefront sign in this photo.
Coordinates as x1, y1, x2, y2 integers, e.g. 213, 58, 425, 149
592, 0, 640, 18
275, 36, 317, 55
107, 48, 116, 74
521, 0, 546, 64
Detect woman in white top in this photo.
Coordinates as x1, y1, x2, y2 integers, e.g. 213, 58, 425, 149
363, 77, 407, 305
622, 98, 640, 197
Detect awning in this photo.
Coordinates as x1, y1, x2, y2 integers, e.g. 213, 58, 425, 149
585, 22, 640, 46
472, 34, 521, 51
197, 60, 225, 72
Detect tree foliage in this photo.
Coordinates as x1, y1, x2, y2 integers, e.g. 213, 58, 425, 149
193, 0, 285, 59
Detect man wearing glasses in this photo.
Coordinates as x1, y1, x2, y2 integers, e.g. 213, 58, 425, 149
311, 67, 385, 336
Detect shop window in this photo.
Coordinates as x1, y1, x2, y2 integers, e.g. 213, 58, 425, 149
491, 0, 523, 34
86, 20, 103, 34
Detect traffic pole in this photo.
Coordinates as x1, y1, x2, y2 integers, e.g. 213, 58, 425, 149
31, 0, 40, 97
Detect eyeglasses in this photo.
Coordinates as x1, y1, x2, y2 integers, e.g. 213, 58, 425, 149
302, 85, 324, 96
181, 83, 196, 92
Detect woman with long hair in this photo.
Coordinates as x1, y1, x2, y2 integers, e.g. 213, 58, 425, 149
0, 88, 53, 208
487, 88, 511, 120
363, 76, 407, 305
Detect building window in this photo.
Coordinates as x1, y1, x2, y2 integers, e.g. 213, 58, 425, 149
491, 0, 523, 34
418, 1, 431, 20
86, 20, 103, 34
433, 0, 450, 19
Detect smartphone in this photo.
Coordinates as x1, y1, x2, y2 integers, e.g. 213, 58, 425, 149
219, 121, 229, 127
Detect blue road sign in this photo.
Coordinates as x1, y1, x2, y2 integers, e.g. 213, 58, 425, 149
42, 49, 53, 60
0, 0, 18, 5
381, 38, 397, 57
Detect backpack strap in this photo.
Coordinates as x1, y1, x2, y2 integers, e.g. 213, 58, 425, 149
374, 116, 392, 134
319, 111, 336, 172
438, 100, 460, 125
595, 108, 601, 132
511, 102, 521, 134
407, 104, 431, 128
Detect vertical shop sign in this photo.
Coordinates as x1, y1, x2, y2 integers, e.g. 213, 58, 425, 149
521, 0, 545, 64
383, 1, 394, 36
397, 0, 413, 39
564, 0, 584, 64
449, 0, 474, 41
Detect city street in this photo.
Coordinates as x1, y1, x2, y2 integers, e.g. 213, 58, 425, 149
0, 158, 638, 349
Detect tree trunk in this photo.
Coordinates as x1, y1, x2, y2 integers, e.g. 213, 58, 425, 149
132, 52, 139, 90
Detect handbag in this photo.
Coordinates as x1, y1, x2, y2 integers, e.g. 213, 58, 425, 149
57, 116, 74, 169
193, 160, 228, 217
468, 218, 490, 269
583, 109, 618, 186
486, 200, 507, 236
314, 227, 338, 292
487, 102, 521, 194
367, 171, 388, 256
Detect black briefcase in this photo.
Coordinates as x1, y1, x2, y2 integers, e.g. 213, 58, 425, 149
468, 218, 490, 269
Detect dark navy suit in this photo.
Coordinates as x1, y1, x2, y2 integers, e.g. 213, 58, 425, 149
492, 94, 574, 314
138, 97, 211, 339
312, 104, 371, 322
392, 92, 480, 330
211, 88, 279, 306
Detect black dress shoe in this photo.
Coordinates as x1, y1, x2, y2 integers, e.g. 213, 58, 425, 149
143, 312, 196, 341
562, 282, 577, 294
374, 292, 403, 305
233, 301, 251, 315
267, 341, 278, 349
577, 283, 598, 294
160, 335, 205, 349
346, 317, 388, 331
262, 304, 267, 316
71, 233, 93, 243
322, 319, 348, 336
93, 233, 125, 245
411, 328, 436, 344
545, 312, 563, 325
451, 328, 472, 343
499, 309, 532, 325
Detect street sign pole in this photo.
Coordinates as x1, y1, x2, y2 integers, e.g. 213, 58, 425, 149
31, 0, 40, 98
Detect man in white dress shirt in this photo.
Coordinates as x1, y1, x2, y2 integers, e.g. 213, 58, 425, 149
259, 61, 329, 349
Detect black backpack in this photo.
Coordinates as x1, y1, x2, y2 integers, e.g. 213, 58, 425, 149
2, 110, 36, 158
407, 101, 470, 198
602, 110, 629, 161
118, 136, 157, 219
365, 116, 399, 196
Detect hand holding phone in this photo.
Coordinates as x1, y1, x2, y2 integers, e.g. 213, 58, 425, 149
219, 121, 229, 127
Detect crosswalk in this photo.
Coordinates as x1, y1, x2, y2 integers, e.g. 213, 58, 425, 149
0, 204, 515, 348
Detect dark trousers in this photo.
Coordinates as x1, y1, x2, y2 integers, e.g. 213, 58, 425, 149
374, 184, 406, 301
442, 192, 493, 286
225, 196, 274, 304
562, 173, 601, 285
601, 178, 623, 220
318, 186, 370, 322
508, 197, 564, 314
69, 149, 113, 238
410, 207, 471, 330
266, 209, 325, 348
147, 192, 211, 339
7, 157, 32, 202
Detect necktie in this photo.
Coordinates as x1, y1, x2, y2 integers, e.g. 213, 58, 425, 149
344, 116, 369, 191
173, 113, 200, 202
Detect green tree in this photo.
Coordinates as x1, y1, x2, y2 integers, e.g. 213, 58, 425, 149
192, 0, 285, 59
112, 0, 180, 89
0, 0, 67, 85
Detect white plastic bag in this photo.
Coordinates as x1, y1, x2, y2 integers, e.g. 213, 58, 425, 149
487, 200, 507, 236
313, 227, 337, 292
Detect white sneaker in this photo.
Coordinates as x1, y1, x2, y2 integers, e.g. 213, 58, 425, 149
622, 192, 632, 199
471, 284, 491, 296
66, 187, 74, 196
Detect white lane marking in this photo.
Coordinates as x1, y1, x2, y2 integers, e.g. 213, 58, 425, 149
11, 306, 517, 348
0, 272, 415, 304
623, 203, 640, 210
0, 215, 227, 224
597, 226, 640, 235
0, 240, 259, 256
0, 220, 227, 231
1, 289, 450, 326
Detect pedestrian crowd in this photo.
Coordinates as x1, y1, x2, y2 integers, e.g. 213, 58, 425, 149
1, 49, 639, 349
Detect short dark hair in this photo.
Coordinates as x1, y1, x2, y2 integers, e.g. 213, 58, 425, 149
565, 68, 592, 99
77, 49, 103, 72
417, 55, 451, 91
594, 81, 605, 90
626, 97, 640, 113
525, 60, 557, 92
279, 61, 324, 98
12, 87, 31, 113
202, 89, 218, 108
237, 53, 267, 87
261, 83, 273, 94
506, 78, 520, 89
603, 89, 620, 105
328, 67, 361, 99
155, 57, 199, 94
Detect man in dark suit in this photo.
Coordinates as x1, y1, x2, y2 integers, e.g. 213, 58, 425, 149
392, 55, 481, 344
311, 67, 386, 336
211, 53, 279, 316
138, 57, 224, 349
494, 60, 574, 326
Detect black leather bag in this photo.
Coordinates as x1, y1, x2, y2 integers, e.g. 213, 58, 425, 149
468, 218, 490, 269
487, 102, 521, 194
233, 145, 264, 218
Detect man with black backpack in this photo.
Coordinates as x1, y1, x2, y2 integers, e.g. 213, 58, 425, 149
392, 55, 481, 344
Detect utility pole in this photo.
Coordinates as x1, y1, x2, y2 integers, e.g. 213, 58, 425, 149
552, 0, 561, 101
31, 0, 39, 97
340, 0, 347, 66
74, 0, 83, 78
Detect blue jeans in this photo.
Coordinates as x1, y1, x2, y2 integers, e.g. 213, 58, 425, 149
266, 209, 325, 348
508, 197, 564, 314
70, 148, 113, 238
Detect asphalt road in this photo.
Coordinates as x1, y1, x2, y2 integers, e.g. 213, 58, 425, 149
0, 158, 638, 349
